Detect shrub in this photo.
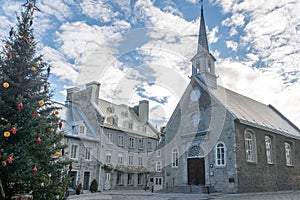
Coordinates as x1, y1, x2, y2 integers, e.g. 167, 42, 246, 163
89, 179, 98, 193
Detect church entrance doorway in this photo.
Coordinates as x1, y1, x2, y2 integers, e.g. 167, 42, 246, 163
187, 158, 205, 185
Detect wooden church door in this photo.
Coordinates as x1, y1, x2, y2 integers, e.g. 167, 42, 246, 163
187, 158, 205, 185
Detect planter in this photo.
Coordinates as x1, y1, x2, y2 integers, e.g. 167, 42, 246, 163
11, 194, 33, 200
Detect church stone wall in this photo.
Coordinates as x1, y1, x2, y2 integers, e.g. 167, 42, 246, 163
235, 122, 300, 193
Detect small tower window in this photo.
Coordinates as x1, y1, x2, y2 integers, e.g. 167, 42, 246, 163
207, 60, 212, 73
196, 62, 200, 74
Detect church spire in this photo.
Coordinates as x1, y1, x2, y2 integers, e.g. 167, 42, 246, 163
197, 0, 209, 53
191, 0, 217, 89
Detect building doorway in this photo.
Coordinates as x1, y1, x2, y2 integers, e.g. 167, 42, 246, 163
187, 158, 205, 185
83, 172, 90, 190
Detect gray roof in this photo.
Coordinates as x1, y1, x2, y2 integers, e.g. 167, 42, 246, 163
205, 81, 300, 138
97, 99, 158, 139
54, 102, 100, 141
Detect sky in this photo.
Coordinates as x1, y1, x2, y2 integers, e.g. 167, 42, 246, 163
0, 0, 300, 128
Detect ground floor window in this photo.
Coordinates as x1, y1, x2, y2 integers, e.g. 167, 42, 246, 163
128, 173, 133, 185
138, 174, 143, 185
154, 177, 162, 185
116, 172, 123, 185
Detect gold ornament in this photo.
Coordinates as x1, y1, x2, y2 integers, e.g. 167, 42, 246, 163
54, 110, 59, 116
3, 82, 9, 88
4, 131, 10, 138
50, 128, 55, 133
1, 161, 7, 167
55, 151, 61, 157
31, 66, 37, 71
38, 100, 45, 106
39, 57, 43, 61
5, 44, 9, 48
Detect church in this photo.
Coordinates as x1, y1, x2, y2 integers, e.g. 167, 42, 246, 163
159, 4, 300, 193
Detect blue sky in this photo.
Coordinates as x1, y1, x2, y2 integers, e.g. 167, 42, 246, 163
1, 0, 300, 127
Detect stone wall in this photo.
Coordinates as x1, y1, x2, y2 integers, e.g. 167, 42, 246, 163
235, 122, 300, 193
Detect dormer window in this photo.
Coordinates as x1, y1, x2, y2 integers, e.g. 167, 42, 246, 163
107, 106, 114, 113
79, 124, 86, 135
107, 116, 118, 126
122, 111, 129, 117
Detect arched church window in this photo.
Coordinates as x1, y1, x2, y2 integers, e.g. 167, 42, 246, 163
188, 145, 204, 158
215, 142, 226, 166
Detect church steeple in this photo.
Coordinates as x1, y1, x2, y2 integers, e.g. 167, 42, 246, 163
191, 1, 217, 89
197, 3, 209, 52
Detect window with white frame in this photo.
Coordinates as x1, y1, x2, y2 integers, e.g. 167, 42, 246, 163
245, 129, 256, 162
85, 147, 91, 160
105, 152, 112, 163
138, 157, 143, 166
118, 153, 123, 164
265, 136, 273, 164
148, 141, 153, 150
215, 142, 226, 166
128, 155, 134, 166
106, 132, 113, 144
129, 137, 135, 148
172, 149, 179, 168
138, 174, 143, 185
138, 139, 144, 149
157, 150, 161, 157
127, 173, 133, 185
285, 142, 293, 166
128, 121, 133, 129
70, 144, 78, 159
118, 135, 124, 146
79, 125, 86, 135
156, 161, 161, 172
116, 173, 123, 185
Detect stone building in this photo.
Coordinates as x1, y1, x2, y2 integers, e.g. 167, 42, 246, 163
63, 82, 159, 192
160, 5, 300, 193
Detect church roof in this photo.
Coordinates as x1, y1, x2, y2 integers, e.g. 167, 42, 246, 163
203, 79, 300, 138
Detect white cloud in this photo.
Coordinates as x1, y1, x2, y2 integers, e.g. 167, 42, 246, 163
226, 40, 238, 52
216, 59, 300, 127
38, 0, 74, 21
208, 26, 219, 44
80, 0, 118, 22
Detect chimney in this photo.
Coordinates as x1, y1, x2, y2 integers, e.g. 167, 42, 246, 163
138, 100, 149, 124
66, 87, 80, 102
85, 81, 101, 104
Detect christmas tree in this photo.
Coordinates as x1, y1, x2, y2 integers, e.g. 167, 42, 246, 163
0, 0, 70, 199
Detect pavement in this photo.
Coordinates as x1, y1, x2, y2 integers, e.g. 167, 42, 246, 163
67, 190, 300, 200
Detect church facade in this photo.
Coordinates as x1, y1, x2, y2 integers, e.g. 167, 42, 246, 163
160, 5, 300, 193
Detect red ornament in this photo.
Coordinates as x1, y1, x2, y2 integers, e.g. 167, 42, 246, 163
33, 165, 37, 175
6, 156, 13, 164
36, 136, 41, 144
10, 127, 17, 134
17, 76, 23, 82
23, 37, 29, 44
0, 153, 2, 159
32, 111, 38, 118
69, 163, 72, 171
44, 84, 48, 91
62, 148, 65, 156
58, 121, 63, 130
18, 102, 23, 112
7, 51, 12, 59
